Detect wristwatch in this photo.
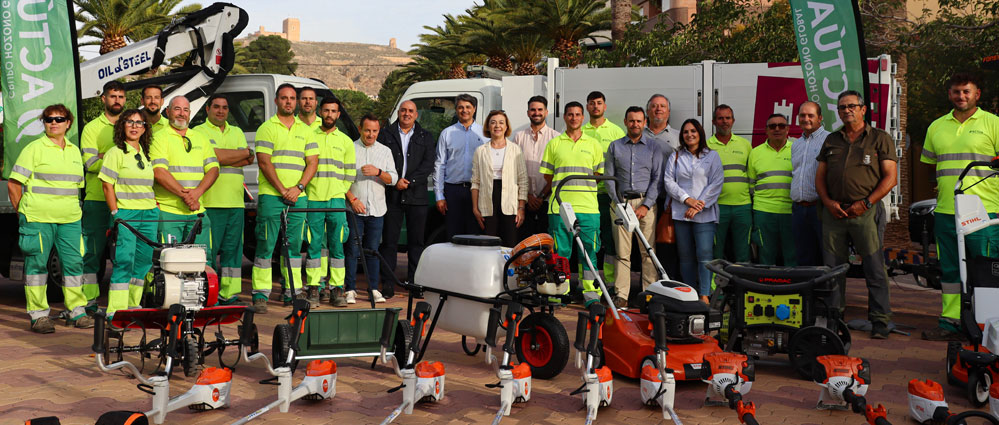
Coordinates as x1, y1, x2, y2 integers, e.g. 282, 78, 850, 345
862, 198, 873, 209
296, 183, 305, 191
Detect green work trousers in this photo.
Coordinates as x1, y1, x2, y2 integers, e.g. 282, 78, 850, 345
936, 212, 999, 328
305, 198, 348, 288
158, 210, 212, 253
252, 195, 307, 298
82, 200, 109, 307
597, 193, 616, 283
820, 206, 892, 326
207, 208, 244, 301
550, 212, 602, 303
107, 208, 158, 316
19, 214, 86, 321
752, 210, 796, 266
715, 204, 752, 262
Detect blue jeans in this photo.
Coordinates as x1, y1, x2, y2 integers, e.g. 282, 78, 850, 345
345, 213, 385, 292
675, 220, 717, 296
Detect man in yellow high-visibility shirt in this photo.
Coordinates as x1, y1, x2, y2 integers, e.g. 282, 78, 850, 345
707, 104, 752, 262
297, 87, 321, 130
920, 72, 999, 341
748, 113, 795, 266
80, 80, 125, 314
251, 83, 319, 313
582, 91, 625, 285
192, 94, 255, 305
141, 85, 169, 135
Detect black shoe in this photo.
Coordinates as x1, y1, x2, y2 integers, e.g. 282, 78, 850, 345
922, 327, 964, 341
871, 322, 889, 340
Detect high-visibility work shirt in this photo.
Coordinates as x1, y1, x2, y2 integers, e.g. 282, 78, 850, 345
10, 135, 84, 223
80, 113, 115, 201
308, 126, 356, 201
149, 117, 169, 135
707, 134, 752, 206
921, 108, 999, 214
193, 121, 248, 208
298, 115, 321, 132
540, 132, 605, 214
748, 139, 793, 214
255, 115, 319, 198
98, 143, 156, 210
150, 126, 219, 215
583, 120, 626, 193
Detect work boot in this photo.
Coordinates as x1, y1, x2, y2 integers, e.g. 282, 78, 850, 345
85, 304, 99, 317
871, 322, 889, 340
306, 286, 320, 308
218, 296, 250, 307
252, 296, 269, 314
345, 290, 357, 304
331, 286, 347, 307
284, 291, 307, 307
69, 314, 95, 329
922, 326, 963, 342
372, 289, 386, 304
319, 287, 331, 303
30, 317, 55, 334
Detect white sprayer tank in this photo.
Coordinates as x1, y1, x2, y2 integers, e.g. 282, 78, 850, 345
414, 235, 513, 341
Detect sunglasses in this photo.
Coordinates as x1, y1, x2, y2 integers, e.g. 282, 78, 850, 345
124, 119, 146, 127
181, 136, 192, 153
43, 116, 68, 124
837, 103, 864, 111
766, 123, 788, 130
134, 152, 145, 170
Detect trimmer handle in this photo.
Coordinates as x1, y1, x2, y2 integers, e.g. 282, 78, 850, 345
502, 303, 524, 356
648, 302, 669, 353
408, 301, 433, 364
286, 299, 311, 352
92, 311, 107, 353
164, 303, 186, 359
586, 303, 606, 356
485, 306, 502, 349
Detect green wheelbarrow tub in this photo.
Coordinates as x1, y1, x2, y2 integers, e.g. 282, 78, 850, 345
294, 308, 402, 360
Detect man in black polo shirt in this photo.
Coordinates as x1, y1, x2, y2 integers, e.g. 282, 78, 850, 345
815, 90, 898, 339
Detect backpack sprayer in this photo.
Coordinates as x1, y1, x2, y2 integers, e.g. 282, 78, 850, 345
812, 355, 891, 424
572, 302, 614, 425
92, 304, 232, 425
908, 378, 999, 424
700, 351, 759, 425
381, 301, 445, 424
484, 302, 532, 424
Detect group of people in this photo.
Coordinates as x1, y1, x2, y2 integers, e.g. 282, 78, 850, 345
12, 72, 996, 343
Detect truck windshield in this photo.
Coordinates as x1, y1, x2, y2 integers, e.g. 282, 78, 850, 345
410, 96, 459, 141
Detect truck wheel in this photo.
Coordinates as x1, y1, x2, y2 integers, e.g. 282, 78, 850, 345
516, 313, 569, 380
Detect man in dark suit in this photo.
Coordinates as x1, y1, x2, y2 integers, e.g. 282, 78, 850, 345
377, 100, 436, 297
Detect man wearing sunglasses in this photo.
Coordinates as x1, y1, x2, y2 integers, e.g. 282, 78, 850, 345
80, 80, 126, 315
815, 90, 898, 340
192, 94, 254, 306
251, 83, 320, 313
747, 113, 795, 266
150, 97, 219, 261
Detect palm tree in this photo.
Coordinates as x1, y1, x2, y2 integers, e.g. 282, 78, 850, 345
611, 0, 633, 43
514, 0, 612, 67
130, 0, 202, 42
74, 0, 201, 54
460, 6, 515, 73
508, 33, 552, 75
411, 13, 481, 79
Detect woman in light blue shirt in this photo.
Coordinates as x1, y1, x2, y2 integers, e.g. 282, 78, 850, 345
664, 119, 724, 302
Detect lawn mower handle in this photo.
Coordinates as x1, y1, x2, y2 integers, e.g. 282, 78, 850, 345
647, 302, 669, 353
112, 213, 204, 248
955, 159, 999, 193
706, 259, 849, 294
553, 175, 616, 208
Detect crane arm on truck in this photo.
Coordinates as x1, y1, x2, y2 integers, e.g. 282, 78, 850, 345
78, 2, 248, 106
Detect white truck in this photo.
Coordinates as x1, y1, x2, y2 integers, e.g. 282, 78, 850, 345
392, 56, 903, 244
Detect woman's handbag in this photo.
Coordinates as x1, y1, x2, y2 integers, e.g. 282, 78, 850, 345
656, 151, 680, 244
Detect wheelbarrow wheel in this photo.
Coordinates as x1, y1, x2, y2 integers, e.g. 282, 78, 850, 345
393, 319, 414, 367
516, 312, 569, 380
788, 326, 845, 380
272, 324, 299, 372
967, 369, 992, 407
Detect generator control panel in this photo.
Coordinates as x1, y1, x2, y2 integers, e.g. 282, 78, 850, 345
743, 292, 804, 327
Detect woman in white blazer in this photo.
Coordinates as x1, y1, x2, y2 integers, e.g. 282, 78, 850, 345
471, 110, 528, 246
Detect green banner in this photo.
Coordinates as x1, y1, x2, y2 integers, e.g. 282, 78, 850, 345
1, 0, 81, 178
789, 0, 869, 130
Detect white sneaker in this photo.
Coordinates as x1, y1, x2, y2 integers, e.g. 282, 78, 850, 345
372, 289, 386, 303
345, 290, 357, 304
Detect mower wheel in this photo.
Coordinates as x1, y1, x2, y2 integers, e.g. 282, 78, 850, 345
946, 342, 961, 386
640, 355, 658, 372
788, 326, 845, 380
394, 319, 414, 368
182, 336, 202, 377
516, 312, 570, 380
272, 324, 299, 372
967, 369, 992, 407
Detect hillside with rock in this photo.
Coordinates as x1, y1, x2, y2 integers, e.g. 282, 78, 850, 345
283, 41, 411, 97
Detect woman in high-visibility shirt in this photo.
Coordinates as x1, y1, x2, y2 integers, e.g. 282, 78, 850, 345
99, 109, 158, 318
8, 104, 90, 333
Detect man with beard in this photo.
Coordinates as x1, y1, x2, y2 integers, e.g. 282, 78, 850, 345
141, 85, 168, 134
250, 84, 319, 313
582, 91, 625, 285
150, 97, 219, 261
303, 97, 355, 307
80, 80, 125, 314
512, 95, 559, 239
297, 87, 321, 130
920, 73, 999, 340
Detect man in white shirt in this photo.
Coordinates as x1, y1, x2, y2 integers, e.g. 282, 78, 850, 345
512, 95, 560, 239
791, 101, 829, 266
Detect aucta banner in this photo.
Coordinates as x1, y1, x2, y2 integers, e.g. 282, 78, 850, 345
789, 0, 870, 131
0, 0, 82, 178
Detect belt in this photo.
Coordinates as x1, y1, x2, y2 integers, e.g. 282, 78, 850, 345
446, 182, 472, 188
795, 200, 817, 207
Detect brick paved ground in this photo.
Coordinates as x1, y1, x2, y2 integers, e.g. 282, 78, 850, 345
0, 262, 992, 424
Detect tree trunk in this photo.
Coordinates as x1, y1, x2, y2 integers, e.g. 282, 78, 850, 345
100, 36, 127, 55
612, 0, 632, 45
552, 38, 582, 68
487, 55, 514, 73
514, 60, 538, 75
447, 63, 467, 79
